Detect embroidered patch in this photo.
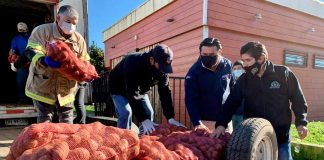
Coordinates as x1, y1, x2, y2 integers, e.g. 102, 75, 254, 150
270, 81, 280, 89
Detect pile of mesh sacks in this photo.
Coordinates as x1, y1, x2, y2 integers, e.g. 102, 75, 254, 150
7, 123, 230, 160
7, 122, 140, 160
46, 40, 99, 82
135, 124, 230, 160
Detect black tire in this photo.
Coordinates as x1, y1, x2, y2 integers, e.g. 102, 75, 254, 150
226, 118, 278, 160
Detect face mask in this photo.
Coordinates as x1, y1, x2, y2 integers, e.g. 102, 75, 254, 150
232, 69, 243, 79
60, 21, 76, 35
244, 62, 261, 76
200, 55, 217, 68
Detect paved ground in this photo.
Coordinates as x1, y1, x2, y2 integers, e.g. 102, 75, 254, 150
0, 126, 24, 159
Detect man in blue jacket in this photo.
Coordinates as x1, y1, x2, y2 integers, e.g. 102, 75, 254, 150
211, 41, 308, 160
9, 22, 30, 104
185, 37, 232, 131
109, 44, 185, 134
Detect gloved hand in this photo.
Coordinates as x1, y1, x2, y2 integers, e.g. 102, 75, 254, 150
139, 119, 158, 135
43, 56, 61, 68
10, 63, 17, 72
168, 118, 187, 128
194, 122, 210, 132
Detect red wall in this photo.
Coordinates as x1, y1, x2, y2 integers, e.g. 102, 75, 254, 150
104, 0, 204, 68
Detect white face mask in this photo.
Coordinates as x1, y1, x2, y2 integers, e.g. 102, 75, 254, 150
60, 21, 76, 35
232, 69, 244, 79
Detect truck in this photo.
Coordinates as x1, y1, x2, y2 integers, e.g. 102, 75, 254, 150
0, 0, 88, 126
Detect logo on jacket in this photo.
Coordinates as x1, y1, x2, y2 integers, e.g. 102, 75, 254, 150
270, 81, 280, 89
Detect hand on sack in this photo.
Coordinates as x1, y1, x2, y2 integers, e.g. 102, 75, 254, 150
194, 122, 210, 132
168, 118, 187, 128
209, 125, 226, 138
140, 119, 158, 135
43, 56, 61, 68
10, 63, 17, 72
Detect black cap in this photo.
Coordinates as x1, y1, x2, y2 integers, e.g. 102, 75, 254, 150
152, 44, 173, 73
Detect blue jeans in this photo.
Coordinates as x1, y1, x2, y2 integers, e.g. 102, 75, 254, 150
278, 143, 293, 160
74, 83, 86, 124
111, 94, 153, 129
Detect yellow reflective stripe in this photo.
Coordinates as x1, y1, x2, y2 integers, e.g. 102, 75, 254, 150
27, 41, 46, 54
58, 94, 75, 106
80, 53, 91, 61
32, 54, 45, 65
25, 90, 56, 105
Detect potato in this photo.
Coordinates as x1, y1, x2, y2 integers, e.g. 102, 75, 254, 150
66, 147, 90, 160
93, 151, 107, 160
51, 141, 70, 160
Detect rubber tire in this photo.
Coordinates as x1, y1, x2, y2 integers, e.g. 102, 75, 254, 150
226, 118, 278, 160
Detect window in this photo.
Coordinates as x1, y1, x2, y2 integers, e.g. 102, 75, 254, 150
284, 50, 308, 67
314, 54, 324, 69
138, 43, 159, 52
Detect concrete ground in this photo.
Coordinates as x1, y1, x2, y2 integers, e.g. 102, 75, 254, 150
0, 126, 24, 159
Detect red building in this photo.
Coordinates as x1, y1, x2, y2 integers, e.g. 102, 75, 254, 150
103, 0, 324, 122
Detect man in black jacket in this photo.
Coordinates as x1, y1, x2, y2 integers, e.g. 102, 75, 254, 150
109, 44, 185, 134
211, 42, 308, 160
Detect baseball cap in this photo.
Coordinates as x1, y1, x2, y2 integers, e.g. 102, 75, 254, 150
17, 22, 28, 32
152, 44, 173, 74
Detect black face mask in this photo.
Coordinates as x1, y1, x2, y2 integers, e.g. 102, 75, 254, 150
150, 64, 163, 80
244, 61, 262, 76
200, 55, 217, 68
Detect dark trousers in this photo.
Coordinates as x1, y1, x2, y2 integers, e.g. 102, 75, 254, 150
33, 100, 73, 124
73, 83, 86, 124
16, 68, 28, 101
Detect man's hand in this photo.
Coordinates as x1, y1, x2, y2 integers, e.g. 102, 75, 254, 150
43, 56, 61, 68
209, 126, 226, 138
297, 125, 308, 140
194, 123, 210, 132
168, 118, 186, 128
140, 119, 158, 135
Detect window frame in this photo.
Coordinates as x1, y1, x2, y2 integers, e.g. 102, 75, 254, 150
313, 54, 324, 70
283, 49, 308, 68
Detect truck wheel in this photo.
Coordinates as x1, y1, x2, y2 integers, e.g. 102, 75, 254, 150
226, 118, 278, 160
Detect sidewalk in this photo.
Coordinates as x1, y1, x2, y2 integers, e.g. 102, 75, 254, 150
0, 126, 24, 159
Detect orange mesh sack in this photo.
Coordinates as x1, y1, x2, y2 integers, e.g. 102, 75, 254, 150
133, 136, 179, 160
46, 40, 99, 82
6, 122, 140, 160
134, 124, 231, 160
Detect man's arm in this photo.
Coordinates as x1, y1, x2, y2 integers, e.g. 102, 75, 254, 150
78, 34, 91, 62
157, 74, 175, 120
216, 76, 245, 128
26, 26, 48, 68
287, 68, 308, 127
184, 71, 202, 127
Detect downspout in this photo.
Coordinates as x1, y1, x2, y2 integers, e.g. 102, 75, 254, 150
83, 0, 89, 49
202, 0, 208, 39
